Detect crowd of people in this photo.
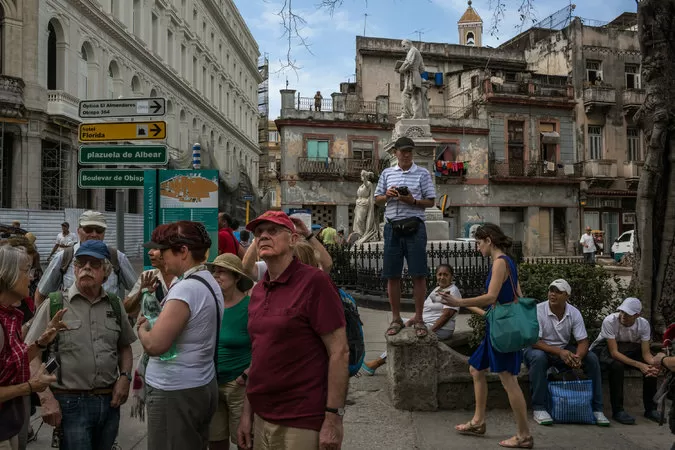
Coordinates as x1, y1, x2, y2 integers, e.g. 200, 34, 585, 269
0, 135, 672, 450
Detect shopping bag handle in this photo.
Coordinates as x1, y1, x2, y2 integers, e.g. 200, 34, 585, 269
500, 255, 519, 304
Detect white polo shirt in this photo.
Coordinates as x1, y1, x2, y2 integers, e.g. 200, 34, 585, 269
537, 301, 588, 348
590, 312, 651, 350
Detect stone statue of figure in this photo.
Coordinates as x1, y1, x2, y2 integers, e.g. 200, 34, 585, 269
396, 39, 428, 120
353, 170, 379, 245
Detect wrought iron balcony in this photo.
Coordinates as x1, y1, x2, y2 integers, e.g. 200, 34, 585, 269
0, 75, 25, 118
489, 159, 579, 180
297, 157, 344, 179
47, 90, 81, 123
344, 158, 389, 179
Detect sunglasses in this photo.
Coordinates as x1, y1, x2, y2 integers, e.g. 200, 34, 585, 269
82, 226, 105, 234
74, 258, 103, 269
254, 225, 291, 238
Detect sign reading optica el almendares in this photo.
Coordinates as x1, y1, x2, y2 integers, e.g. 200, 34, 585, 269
78, 169, 145, 189
78, 97, 166, 118
79, 145, 168, 165
142, 169, 219, 268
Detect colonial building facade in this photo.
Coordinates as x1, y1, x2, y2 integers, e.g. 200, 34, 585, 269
1, 0, 260, 212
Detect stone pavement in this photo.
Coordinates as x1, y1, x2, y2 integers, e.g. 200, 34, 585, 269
25, 308, 674, 449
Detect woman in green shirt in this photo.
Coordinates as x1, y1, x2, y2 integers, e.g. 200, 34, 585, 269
206, 253, 254, 450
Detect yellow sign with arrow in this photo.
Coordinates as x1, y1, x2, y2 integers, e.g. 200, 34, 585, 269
78, 121, 166, 142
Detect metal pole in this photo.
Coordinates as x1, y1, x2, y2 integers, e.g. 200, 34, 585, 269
116, 189, 125, 252
246, 200, 250, 224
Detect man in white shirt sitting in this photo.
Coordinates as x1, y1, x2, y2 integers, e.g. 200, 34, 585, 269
523, 279, 609, 426
591, 297, 659, 424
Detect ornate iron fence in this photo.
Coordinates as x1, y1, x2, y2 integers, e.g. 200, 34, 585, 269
326, 242, 585, 299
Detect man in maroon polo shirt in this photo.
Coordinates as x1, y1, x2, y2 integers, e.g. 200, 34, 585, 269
237, 211, 349, 450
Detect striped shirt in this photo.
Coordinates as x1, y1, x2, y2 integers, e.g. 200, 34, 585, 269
374, 163, 436, 221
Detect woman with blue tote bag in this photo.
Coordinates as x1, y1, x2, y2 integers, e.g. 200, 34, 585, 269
441, 223, 533, 449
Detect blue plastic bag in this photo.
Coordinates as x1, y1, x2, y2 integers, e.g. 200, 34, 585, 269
549, 379, 595, 424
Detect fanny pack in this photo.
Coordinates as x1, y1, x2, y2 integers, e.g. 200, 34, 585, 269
390, 217, 420, 236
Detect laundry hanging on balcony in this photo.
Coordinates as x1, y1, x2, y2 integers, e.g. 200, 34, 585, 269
435, 160, 468, 176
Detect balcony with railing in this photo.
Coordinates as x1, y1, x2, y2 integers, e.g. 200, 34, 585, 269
583, 86, 616, 109
344, 158, 390, 179
481, 78, 574, 106
623, 89, 645, 110
489, 159, 580, 182
297, 157, 344, 179
0, 75, 24, 118
574, 160, 618, 188
47, 90, 81, 122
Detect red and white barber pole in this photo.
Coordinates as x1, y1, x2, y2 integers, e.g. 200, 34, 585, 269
192, 143, 201, 169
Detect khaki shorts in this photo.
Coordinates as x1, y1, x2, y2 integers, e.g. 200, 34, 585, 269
253, 415, 319, 450
0, 436, 18, 450
209, 380, 247, 443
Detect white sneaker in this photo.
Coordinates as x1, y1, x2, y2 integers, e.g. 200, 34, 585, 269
594, 411, 610, 426
533, 410, 553, 425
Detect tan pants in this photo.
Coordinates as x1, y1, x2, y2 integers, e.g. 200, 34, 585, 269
208, 380, 246, 444
0, 436, 19, 450
253, 415, 319, 450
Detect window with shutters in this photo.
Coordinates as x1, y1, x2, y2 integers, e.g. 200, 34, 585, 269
625, 64, 641, 89
586, 60, 603, 84
352, 141, 374, 160
306, 139, 329, 160
588, 126, 603, 160
627, 128, 641, 161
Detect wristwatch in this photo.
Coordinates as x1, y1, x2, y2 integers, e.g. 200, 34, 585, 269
325, 407, 345, 417
119, 372, 132, 382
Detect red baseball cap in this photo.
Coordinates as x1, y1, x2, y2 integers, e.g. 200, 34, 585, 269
246, 211, 296, 233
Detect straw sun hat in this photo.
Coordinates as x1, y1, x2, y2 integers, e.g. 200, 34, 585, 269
207, 253, 254, 291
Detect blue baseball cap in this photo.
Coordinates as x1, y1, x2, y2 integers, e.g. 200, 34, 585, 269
74, 240, 110, 260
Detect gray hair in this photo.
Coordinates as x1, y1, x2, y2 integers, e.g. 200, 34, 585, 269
0, 246, 30, 292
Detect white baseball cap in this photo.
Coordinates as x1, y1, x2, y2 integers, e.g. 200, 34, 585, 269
549, 279, 572, 295
618, 297, 642, 316
79, 210, 107, 229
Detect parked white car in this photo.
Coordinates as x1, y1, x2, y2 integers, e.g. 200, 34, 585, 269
611, 230, 634, 261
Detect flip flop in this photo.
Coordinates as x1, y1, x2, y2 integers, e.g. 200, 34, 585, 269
386, 319, 404, 336
414, 321, 428, 338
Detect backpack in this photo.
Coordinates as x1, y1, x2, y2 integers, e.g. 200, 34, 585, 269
61, 244, 120, 276
338, 288, 365, 377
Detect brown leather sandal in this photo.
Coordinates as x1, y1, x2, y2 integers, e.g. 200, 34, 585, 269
455, 420, 486, 436
413, 321, 429, 338
386, 318, 404, 336
499, 436, 534, 449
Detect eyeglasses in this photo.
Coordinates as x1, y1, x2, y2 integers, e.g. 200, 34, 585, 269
74, 258, 103, 269
254, 225, 291, 239
82, 226, 105, 234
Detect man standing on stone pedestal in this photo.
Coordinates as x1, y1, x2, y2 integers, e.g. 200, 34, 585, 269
396, 39, 427, 120
374, 137, 436, 337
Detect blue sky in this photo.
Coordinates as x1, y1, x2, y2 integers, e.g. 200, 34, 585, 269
234, 0, 638, 118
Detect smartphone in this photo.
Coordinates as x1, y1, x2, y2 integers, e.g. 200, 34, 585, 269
45, 356, 60, 374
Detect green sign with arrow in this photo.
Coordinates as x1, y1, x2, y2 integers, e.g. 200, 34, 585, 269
78, 169, 146, 189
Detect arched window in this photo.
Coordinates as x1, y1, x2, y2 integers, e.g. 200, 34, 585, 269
466, 32, 475, 46
150, 88, 158, 97
131, 75, 141, 95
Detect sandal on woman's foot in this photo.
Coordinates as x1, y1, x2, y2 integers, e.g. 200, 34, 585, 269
386, 319, 404, 336
498, 436, 534, 449
414, 321, 428, 338
455, 420, 486, 436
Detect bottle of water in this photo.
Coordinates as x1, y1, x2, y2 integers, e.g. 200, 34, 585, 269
141, 288, 178, 361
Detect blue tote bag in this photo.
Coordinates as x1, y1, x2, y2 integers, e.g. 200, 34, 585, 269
549, 379, 596, 424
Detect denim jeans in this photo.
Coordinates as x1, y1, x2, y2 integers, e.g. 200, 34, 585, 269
54, 393, 119, 450
382, 220, 428, 278
523, 345, 603, 412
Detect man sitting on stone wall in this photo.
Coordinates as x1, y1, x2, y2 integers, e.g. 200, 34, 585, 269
523, 279, 610, 426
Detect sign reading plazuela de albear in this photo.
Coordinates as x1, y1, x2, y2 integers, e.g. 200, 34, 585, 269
79, 145, 168, 165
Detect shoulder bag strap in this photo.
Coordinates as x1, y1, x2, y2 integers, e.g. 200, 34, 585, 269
499, 256, 519, 303
187, 274, 221, 374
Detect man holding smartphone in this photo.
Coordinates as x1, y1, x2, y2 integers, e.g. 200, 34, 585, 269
374, 136, 436, 338
26, 240, 136, 450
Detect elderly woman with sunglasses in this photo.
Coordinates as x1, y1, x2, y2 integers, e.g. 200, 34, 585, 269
137, 221, 224, 450
0, 246, 66, 450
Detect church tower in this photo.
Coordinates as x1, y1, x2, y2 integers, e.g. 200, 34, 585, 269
458, 0, 483, 47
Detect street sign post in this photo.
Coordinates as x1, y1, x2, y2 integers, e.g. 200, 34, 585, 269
242, 195, 254, 201
79, 121, 166, 142
78, 169, 146, 189
79, 145, 168, 165
78, 97, 166, 118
